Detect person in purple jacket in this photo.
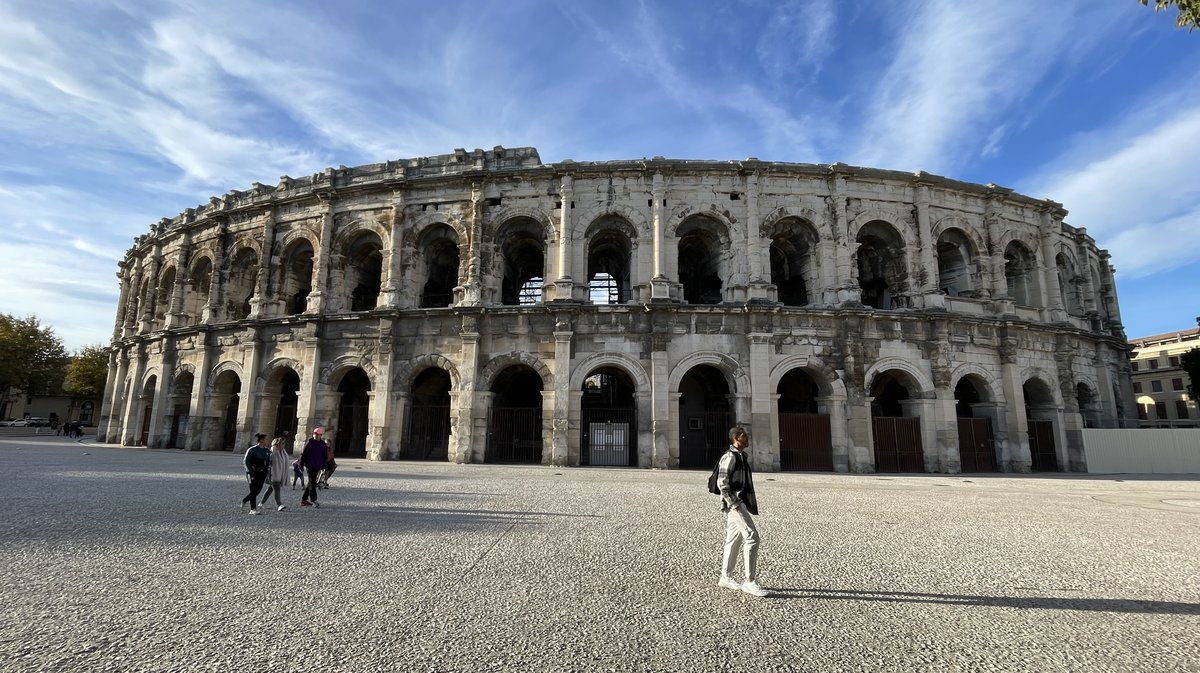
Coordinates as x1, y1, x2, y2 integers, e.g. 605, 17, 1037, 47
300, 427, 328, 508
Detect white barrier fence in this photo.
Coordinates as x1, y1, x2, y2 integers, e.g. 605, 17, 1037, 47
1084, 428, 1200, 474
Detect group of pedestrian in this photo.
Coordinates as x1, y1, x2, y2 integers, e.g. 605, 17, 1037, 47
56, 421, 84, 438
241, 427, 334, 514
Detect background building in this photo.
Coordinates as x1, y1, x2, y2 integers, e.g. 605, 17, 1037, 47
1129, 327, 1199, 428
99, 147, 1133, 473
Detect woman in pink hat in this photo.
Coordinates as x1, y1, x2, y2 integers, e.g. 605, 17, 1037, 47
299, 427, 328, 507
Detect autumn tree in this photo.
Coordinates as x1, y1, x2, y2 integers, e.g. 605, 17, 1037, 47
1140, 0, 1200, 30
64, 345, 111, 400
1181, 347, 1200, 396
0, 315, 68, 411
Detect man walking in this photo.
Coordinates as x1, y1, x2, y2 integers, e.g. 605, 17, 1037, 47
715, 426, 768, 597
241, 433, 271, 515
300, 427, 328, 508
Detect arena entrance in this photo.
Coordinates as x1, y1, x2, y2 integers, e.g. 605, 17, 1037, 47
335, 368, 370, 458
167, 372, 193, 449
580, 367, 637, 467
1025, 379, 1059, 472
487, 365, 543, 463
269, 369, 300, 452
679, 365, 733, 469
870, 371, 924, 473
777, 369, 832, 471
139, 375, 157, 446
213, 371, 241, 450
404, 368, 452, 460
955, 376, 996, 472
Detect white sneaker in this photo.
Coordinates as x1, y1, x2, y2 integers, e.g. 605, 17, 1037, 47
718, 576, 741, 591
741, 580, 769, 597
249, 508, 260, 515
277, 505, 286, 512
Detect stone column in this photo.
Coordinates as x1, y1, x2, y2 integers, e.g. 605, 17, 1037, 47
914, 182, 942, 309
203, 219, 227, 323
165, 232, 192, 329
379, 193, 406, 308
101, 349, 129, 443
828, 169, 860, 304
124, 262, 144, 337
187, 335, 214, 451
140, 246, 162, 332
650, 173, 672, 300
453, 313, 481, 462
146, 340, 175, 448
373, 320, 397, 459
248, 210, 276, 319
985, 194, 1011, 312
998, 336, 1031, 472
307, 202, 335, 313
748, 332, 775, 470
1039, 206, 1065, 321
296, 328, 324, 440
552, 175, 575, 301
650, 336, 671, 467
121, 347, 148, 445
393, 390, 411, 460
112, 263, 132, 340
234, 330, 262, 450
462, 184, 484, 306
745, 173, 773, 302
550, 312, 573, 464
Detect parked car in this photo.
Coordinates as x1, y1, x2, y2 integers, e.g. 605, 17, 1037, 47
26, 417, 50, 427
0, 419, 17, 427
9, 420, 29, 427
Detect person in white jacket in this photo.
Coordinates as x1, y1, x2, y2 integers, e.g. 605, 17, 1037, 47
260, 437, 291, 512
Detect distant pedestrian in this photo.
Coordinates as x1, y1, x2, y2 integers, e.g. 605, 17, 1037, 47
242, 433, 271, 515
260, 437, 290, 512
715, 426, 768, 597
300, 427, 328, 508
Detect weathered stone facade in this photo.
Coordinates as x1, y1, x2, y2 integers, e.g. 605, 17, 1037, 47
99, 147, 1133, 473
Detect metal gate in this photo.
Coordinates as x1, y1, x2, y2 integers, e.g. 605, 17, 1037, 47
581, 408, 636, 466
779, 413, 833, 471
872, 416, 924, 472
404, 404, 450, 460
681, 411, 733, 469
1028, 419, 1058, 471
487, 407, 542, 463
957, 418, 996, 472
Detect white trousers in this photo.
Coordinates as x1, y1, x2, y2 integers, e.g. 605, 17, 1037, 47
722, 503, 760, 580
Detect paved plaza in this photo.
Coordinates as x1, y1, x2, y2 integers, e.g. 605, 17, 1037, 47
2, 434, 1198, 672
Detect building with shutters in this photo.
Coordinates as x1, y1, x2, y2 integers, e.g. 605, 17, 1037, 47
1129, 327, 1199, 428
99, 147, 1134, 473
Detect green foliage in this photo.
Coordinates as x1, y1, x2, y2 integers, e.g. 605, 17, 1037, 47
0, 314, 68, 397
1180, 347, 1200, 396
1140, 0, 1200, 30
64, 345, 110, 400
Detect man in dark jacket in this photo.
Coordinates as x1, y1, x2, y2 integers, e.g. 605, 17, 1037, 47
242, 433, 271, 514
300, 427, 328, 507
715, 425, 768, 597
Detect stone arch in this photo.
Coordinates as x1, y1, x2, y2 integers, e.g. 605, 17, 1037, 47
412, 216, 468, 245
569, 352, 651, 393
667, 205, 735, 238
768, 354, 841, 398
478, 352, 553, 391
847, 210, 910, 245
1020, 369, 1062, 407
257, 357, 305, 393
575, 204, 649, 238
864, 357, 935, 398
332, 216, 391, 253
760, 205, 828, 239
949, 363, 1003, 403
931, 215, 987, 256
274, 226, 320, 257
321, 355, 379, 388
207, 360, 245, 392
140, 367, 163, 392
486, 206, 556, 240
398, 354, 462, 391
668, 351, 749, 394
584, 215, 637, 305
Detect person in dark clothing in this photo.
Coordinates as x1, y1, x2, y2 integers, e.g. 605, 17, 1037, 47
242, 433, 271, 514
300, 427, 328, 507
715, 425, 768, 597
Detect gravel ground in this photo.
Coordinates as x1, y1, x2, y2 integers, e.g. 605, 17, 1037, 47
2, 435, 1198, 673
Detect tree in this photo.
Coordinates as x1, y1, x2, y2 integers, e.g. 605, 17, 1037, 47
0, 315, 68, 409
63, 345, 111, 400
1181, 347, 1200, 397
1140, 0, 1200, 31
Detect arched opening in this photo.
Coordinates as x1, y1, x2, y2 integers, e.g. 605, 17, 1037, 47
167, 371, 194, 449
769, 217, 818, 307
1076, 382, 1101, 429
954, 376, 996, 472
487, 365, 544, 463
580, 366, 637, 466
418, 225, 460, 308
1004, 242, 1039, 307
226, 248, 258, 320
212, 370, 241, 450
498, 218, 545, 306
678, 365, 732, 469
587, 225, 633, 305
1057, 252, 1082, 315
139, 375, 157, 446
677, 217, 726, 305
870, 370, 923, 472
936, 229, 975, 297
405, 367, 452, 460
856, 221, 907, 309
281, 240, 314, 316
267, 368, 300, 451
184, 258, 212, 321
345, 233, 383, 312
1024, 378, 1059, 471
335, 368, 371, 458
154, 267, 176, 330
138, 278, 153, 327
777, 368, 832, 471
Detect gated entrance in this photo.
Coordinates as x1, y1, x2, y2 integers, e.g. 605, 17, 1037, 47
957, 418, 996, 472
580, 367, 637, 467
679, 365, 732, 469
871, 370, 924, 473
270, 369, 300, 450
403, 368, 453, 460
777, 368, 832, 471
487, 365, 543, 464
335, 368, 370, 457
1028, 420, 1058, 471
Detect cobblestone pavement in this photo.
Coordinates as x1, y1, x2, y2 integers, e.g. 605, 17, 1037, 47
2, 436, 1198, 673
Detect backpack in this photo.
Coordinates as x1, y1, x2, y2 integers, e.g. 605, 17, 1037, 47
707, 463, 721, 494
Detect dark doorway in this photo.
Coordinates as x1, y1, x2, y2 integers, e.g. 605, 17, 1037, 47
213, 371, 240, 450
487, 366, 543, 463
955, 377, 996, 472
272, 369, 301, 452
405, 368, 452, 460
679, 365, 732, 469
1024, 379, 1059, 472
580, 367, 637, 466
777, 369, 832, 471
335, 368, 371, 457
871, 371, 923, 472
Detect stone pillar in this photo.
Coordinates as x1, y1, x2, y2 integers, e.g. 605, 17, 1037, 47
552, 175, 575, 301
1039, 206, 1065, 321
187, 336, 214, 451
393, 390, 411, 460
828, 170, 860, 304
1073, 228, 1096, 316
102, 349, 129, 443
462, 184, 484, 306
932, 388, 959, 472
847, 396, 874, 472
748, 332, 775, 470
124, 262, 144, 337
203, 220, 227, 323
307, 202, 335, 313
985, 194, 1011, 312
234, 330, 262, 450
745, 173, 773, 302
551, 313, 572, 465
113, 263, 132, 340
650, 173, 672, 300
372, 320, 396, 460
146, 341, 175, 449
826, 388, 850, 472
296, 329, 324, 440
379, 193, 406, 309
914, 183, 942, 310
165, 232, 192, 329
248, 211, 276, 319
999, 336, 1031, 472
121, 347, 148, 445
650, 340, 671, 467
453, 313, 481, 462
473, 392, 493, 463
140, 246, 162, 332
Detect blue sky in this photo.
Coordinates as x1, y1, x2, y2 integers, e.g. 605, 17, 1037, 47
1, 0, 1198, 351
